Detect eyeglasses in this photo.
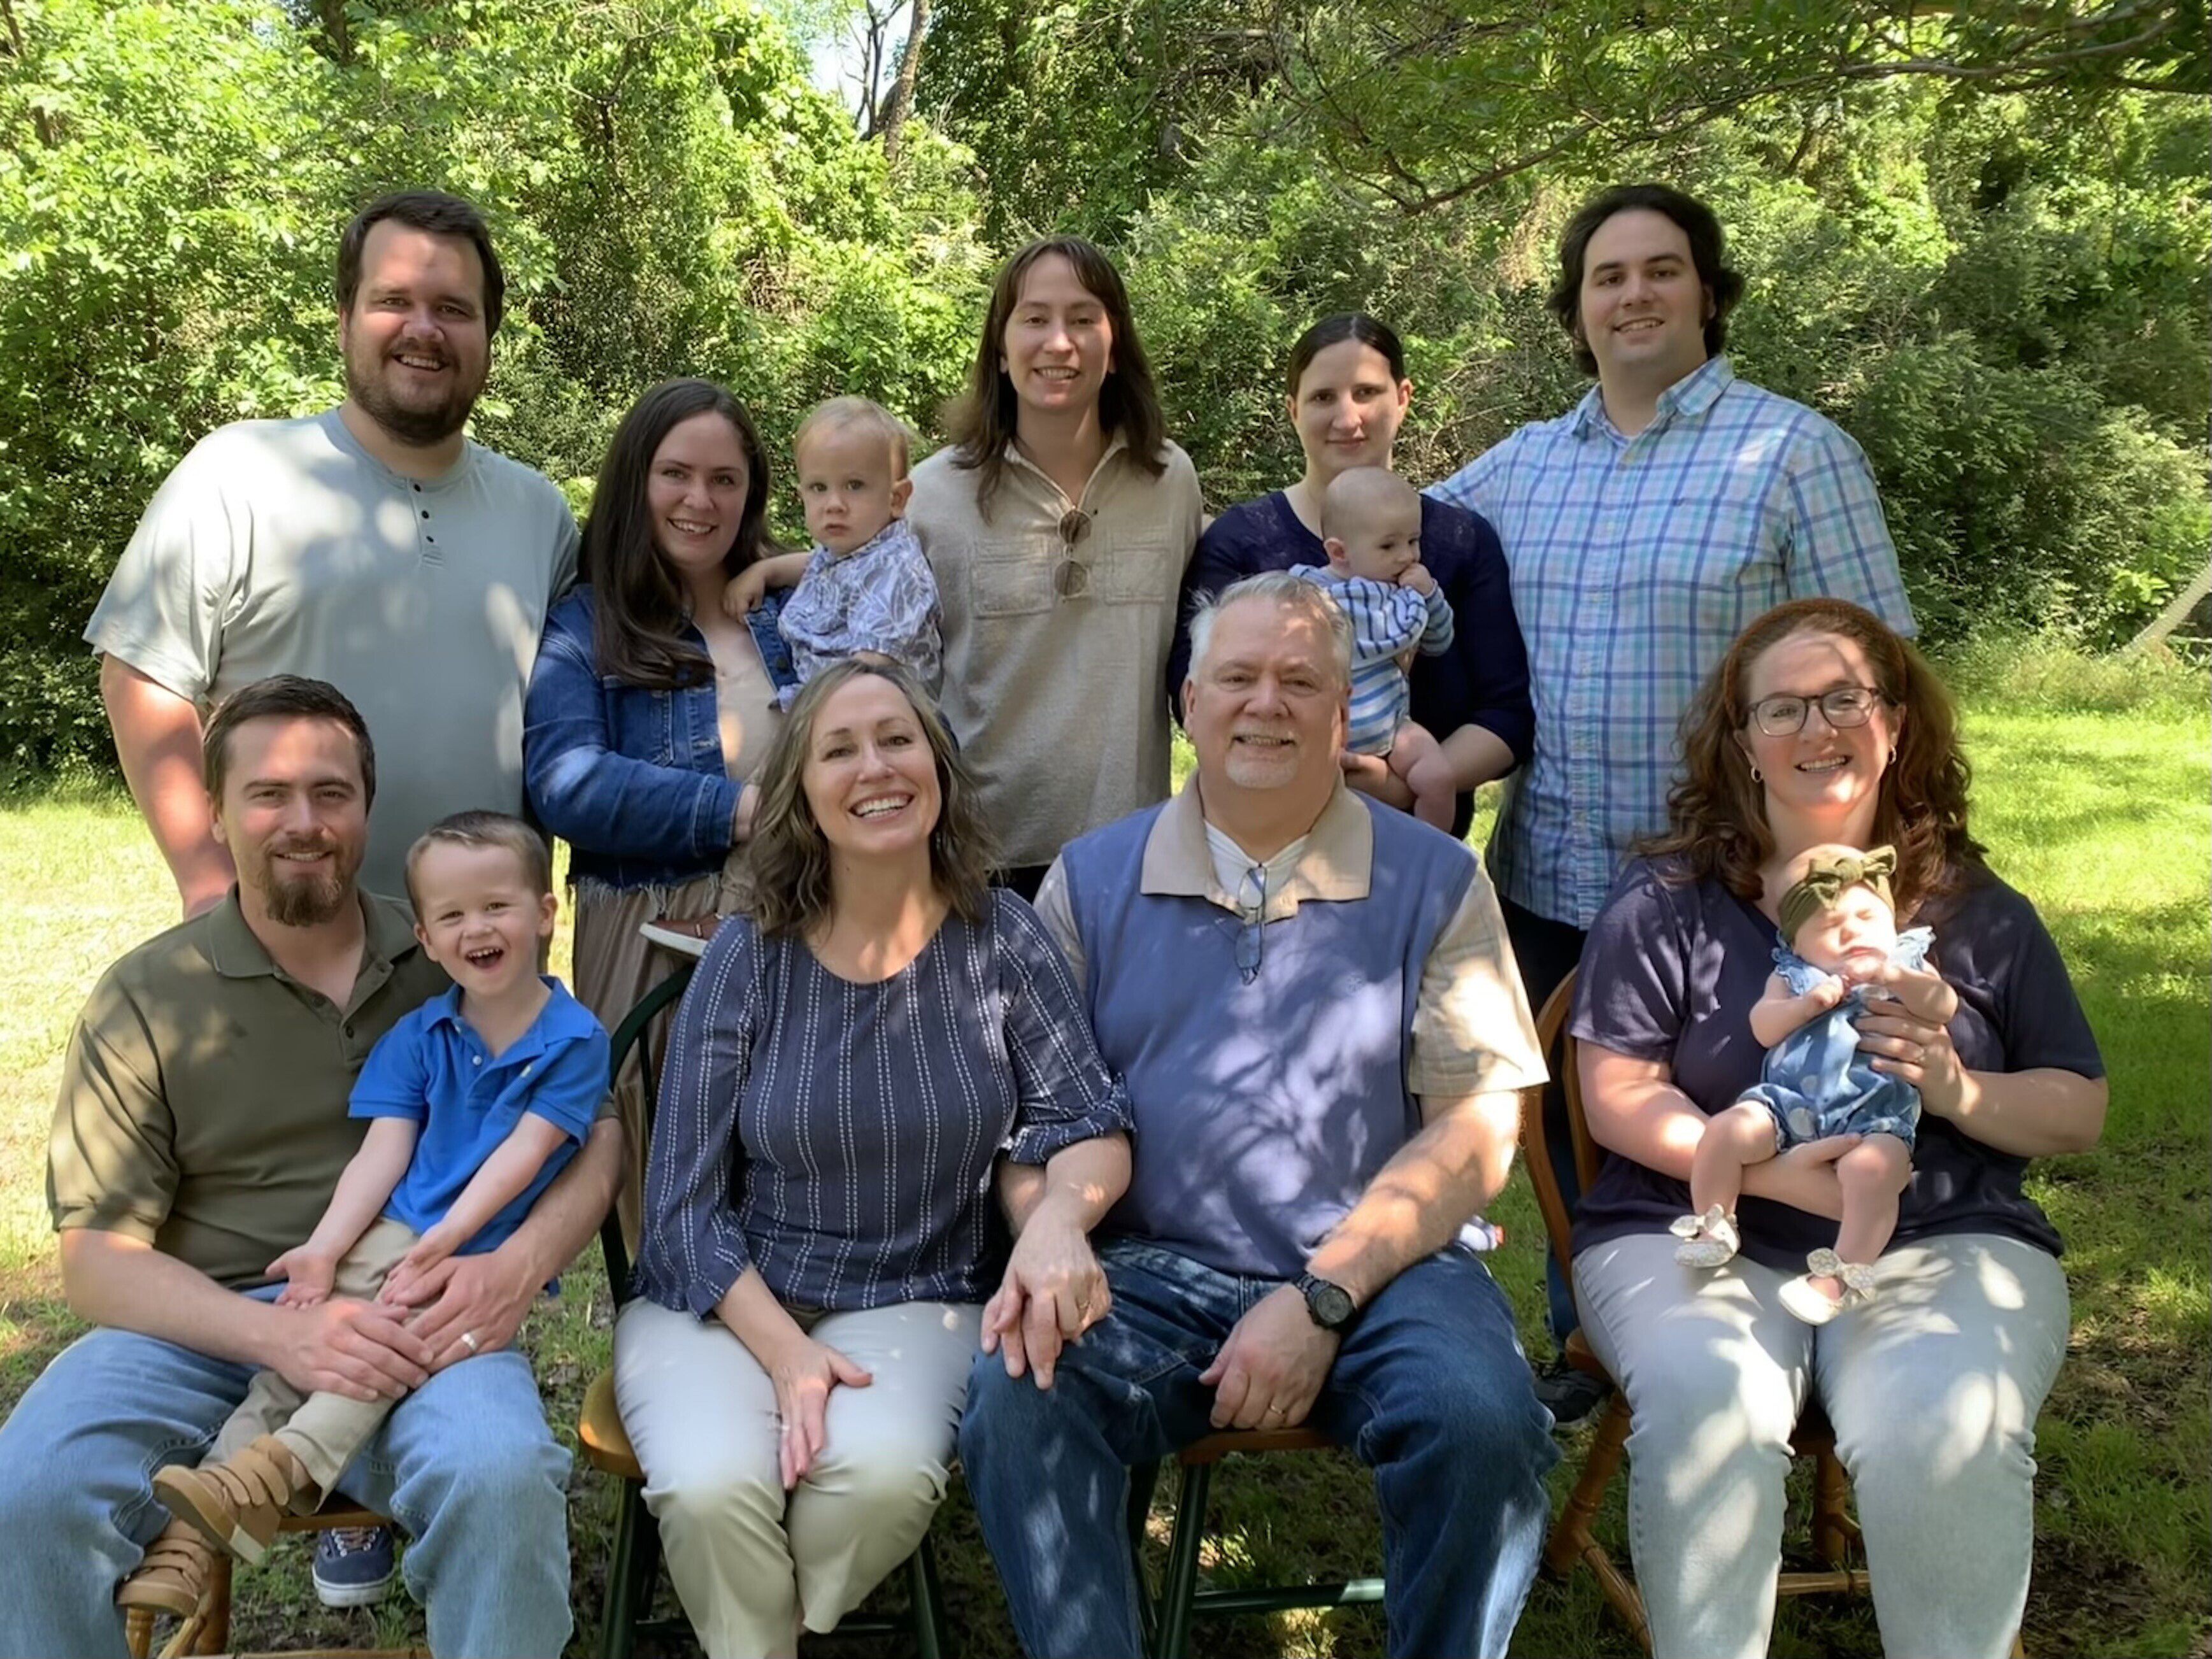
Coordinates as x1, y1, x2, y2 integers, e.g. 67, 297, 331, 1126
1234, 864, 1267, 984
1054, 508, 1092, 600
1745, 685, 1888, 736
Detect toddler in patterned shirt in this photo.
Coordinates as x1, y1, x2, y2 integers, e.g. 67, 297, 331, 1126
722, 396, 941, 709
1294, 467, 1458, 829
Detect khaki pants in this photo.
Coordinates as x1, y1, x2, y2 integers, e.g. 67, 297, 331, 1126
217, 1216, 421, 1491
613, 1295, 980, 1658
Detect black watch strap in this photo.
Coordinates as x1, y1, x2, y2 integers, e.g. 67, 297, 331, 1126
1294, 1271, 1358, 1332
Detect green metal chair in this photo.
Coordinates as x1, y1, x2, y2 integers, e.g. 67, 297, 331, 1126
1126, 1427, 1383, 1659
580, 960, 949, 1658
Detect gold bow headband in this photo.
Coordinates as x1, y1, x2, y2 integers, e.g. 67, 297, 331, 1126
1778, 844, 1896, 944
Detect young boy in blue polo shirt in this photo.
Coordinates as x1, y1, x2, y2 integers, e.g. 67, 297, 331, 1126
145, 811, 608, 1568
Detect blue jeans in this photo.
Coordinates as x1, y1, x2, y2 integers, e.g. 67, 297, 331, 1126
0, 1321, 574, 1658
960, 1239, 1558, 1659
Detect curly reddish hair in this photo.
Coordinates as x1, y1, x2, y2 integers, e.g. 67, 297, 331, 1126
1637, 599, 1983, 919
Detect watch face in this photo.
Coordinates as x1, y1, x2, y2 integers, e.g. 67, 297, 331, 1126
1309, 1280, 1355, 1329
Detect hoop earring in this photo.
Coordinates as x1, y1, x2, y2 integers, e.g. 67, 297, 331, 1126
1749, 762, 1763, 783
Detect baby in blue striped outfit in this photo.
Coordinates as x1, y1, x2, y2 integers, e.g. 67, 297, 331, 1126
1297, 467, 1458, 829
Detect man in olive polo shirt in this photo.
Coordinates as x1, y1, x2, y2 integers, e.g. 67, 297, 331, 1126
0, 676, 617, 1657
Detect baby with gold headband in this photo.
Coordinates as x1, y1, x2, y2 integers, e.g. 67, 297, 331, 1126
1671, 844, 1959, 1322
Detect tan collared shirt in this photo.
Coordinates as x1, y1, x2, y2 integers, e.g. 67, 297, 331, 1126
48, 890, 452, 1288
908, 434, 1202, 867
1037, 780, 1546, 1098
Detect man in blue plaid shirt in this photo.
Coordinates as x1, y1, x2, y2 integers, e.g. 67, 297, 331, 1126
1429, 182, 1914, 1421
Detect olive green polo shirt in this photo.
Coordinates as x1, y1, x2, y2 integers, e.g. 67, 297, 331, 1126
48, 890, 452, 1289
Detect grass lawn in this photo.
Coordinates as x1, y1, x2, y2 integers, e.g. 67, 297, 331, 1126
1, 676, 2204, 1656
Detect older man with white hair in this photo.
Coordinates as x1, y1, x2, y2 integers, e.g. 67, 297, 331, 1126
959, 571, 1558, 1659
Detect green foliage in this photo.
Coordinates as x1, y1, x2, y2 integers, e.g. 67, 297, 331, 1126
1113, 82, 2209, 648
1, 0, 2204, 780
0, 0, 985, 773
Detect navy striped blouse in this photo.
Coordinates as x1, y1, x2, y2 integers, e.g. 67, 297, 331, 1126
634, 889, 1132, 1315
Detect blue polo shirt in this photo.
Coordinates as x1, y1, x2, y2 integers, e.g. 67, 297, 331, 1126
350, 979, 608, 1254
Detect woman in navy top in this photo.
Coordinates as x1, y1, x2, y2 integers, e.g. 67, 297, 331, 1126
1569, 598, 2104, 1659
1167, 312, 1532, 839
617, 658, 1132, 1658
524, 379, 795, 1251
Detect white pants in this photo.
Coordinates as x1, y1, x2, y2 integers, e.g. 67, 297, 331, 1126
613, 1295, 981, 1658
1574, 1231, 2069, 1659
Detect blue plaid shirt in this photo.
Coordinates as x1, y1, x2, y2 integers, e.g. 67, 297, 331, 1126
1429, 357, 1913, 929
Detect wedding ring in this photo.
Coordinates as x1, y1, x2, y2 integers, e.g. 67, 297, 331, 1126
460, 1330, 480, 1354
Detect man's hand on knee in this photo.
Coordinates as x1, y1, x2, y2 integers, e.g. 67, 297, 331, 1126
271, 1298, 434, 1402
1199, 1285, 1338, 1431
382, 1246, 537, 1373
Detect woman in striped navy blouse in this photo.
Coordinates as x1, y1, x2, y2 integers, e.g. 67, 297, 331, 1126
615, 659, 1133, 1657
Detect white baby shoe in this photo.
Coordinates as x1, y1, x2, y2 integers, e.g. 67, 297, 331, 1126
1670, 1204, 1743, 1268
1779, 1248, 1878, 1325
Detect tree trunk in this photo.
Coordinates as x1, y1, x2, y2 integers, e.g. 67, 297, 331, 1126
2125, 555, 2212, 653
878, 0, 931, 165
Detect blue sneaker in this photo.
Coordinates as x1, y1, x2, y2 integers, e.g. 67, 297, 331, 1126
313, 1524, 398, 1608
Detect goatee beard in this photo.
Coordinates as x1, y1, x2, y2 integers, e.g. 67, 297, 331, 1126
263, 868, 350, 927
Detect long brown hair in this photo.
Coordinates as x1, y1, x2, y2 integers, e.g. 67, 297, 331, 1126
583, 379, 778, 689
1638, 599, 1982, 918
743, 660, 996, 939
946, 236, 1167, 520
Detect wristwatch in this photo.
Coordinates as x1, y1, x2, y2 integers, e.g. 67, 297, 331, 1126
1294, 1271, 1358, 1333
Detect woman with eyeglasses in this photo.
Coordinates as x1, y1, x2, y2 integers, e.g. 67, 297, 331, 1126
1166, 312, 1533, 834
1566, 597, 2105, 1659
907, 236, 1202, 899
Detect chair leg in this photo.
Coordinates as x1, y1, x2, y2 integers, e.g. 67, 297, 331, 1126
1545, 1393, 1629, 1576
1128, 1460, 1163, 1653
1811, 1446, 1853, 1567
599, 1480, 652, 1659
908, 1533, 948, 1659
196, 1557, 231, 1656
1546, 1393, 1650, 1649
1153, 1462, 1212, 1659
124, 1607, 154, 1659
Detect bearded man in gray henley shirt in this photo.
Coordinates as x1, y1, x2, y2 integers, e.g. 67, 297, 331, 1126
87, 189, 578, 912
959, 572, 1559, 1659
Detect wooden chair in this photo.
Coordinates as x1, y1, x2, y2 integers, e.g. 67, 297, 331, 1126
1527, 972, 1874, 1651
123, 1503, 424, 1659
1126, 1081, 1548, 1659
579, 960, 949, 1659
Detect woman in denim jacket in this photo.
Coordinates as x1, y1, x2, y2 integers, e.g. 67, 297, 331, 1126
525, 378, 791, 1250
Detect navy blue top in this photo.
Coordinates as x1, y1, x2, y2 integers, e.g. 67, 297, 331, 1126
352, 979, 608, 1254
1168, 492, 1534, 834
633, 890, 1133, 1314
1569, 858, 2104, 1270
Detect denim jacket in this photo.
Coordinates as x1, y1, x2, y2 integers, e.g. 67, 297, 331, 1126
524, 588, 790, 892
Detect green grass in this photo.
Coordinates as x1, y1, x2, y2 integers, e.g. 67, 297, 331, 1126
1, 680, 2204, 1656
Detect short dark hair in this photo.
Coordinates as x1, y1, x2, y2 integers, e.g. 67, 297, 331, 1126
584, 378, 780, 689
1546, 183, 1744, 376
201, 675, 377, 808
336, 189, 506, 336
403, 810, 553, 915
1285, 313, 1407, 397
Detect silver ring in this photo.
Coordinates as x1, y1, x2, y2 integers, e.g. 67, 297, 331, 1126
459, 1330, 480, 1354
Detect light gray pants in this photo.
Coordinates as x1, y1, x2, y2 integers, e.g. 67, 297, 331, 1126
218, 1216, 422, 1491
1574, 1230, 2069, 1659
614, 1295, 981, 1658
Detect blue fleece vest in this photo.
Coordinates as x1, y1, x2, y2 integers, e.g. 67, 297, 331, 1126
1059, 794, 1476, 1278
